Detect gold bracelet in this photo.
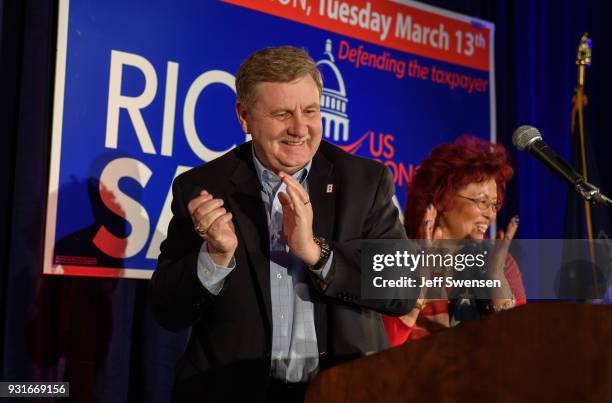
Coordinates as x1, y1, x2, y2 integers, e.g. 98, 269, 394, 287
414, 300, 426, 310
311, 237, 331, 270
491, 298, 516, 313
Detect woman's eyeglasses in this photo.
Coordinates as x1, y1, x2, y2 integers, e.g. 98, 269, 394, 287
456, 195, 502, 212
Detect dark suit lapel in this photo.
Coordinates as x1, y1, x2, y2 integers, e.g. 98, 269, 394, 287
309, 151, 335, 241
223, 146, 336, 358
308, 150, 335, 359
225, 157, 273, 327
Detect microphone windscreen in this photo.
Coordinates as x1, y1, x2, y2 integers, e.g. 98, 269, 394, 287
512, 125, 542, 150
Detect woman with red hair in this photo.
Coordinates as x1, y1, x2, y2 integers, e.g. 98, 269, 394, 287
384, 136, 526, 346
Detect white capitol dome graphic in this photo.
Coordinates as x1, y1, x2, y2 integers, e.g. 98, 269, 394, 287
316, 39, 350, 142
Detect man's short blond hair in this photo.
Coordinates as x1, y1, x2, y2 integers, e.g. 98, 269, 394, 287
236, 46, 323, 108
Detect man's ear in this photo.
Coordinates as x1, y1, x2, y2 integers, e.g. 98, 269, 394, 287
236, 101, 249, 134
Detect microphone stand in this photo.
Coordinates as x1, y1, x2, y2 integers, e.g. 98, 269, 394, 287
572, 34, 612, 208
575, 180, 612, 207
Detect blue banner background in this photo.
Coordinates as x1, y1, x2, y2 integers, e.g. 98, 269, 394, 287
49, 0, 493, 275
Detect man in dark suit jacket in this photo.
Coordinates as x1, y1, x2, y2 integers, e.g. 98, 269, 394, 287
150, 46, 413, 402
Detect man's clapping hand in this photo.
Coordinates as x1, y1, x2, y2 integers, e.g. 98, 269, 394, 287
277, 172, 320, 266
188, 190, 237, 267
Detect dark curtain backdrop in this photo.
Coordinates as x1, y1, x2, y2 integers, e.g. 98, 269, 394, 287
1, 0, 610, 402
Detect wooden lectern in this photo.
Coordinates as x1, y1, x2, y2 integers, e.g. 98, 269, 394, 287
305, 303, 611, 403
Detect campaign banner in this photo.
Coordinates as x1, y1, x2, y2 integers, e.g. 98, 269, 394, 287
45, 0, 495, 278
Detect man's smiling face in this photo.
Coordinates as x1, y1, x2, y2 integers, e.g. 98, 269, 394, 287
237, 74, 323, 174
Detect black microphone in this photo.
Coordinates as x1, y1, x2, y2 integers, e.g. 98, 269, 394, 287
512, 125, 584, 186
512, 125, 611, 206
